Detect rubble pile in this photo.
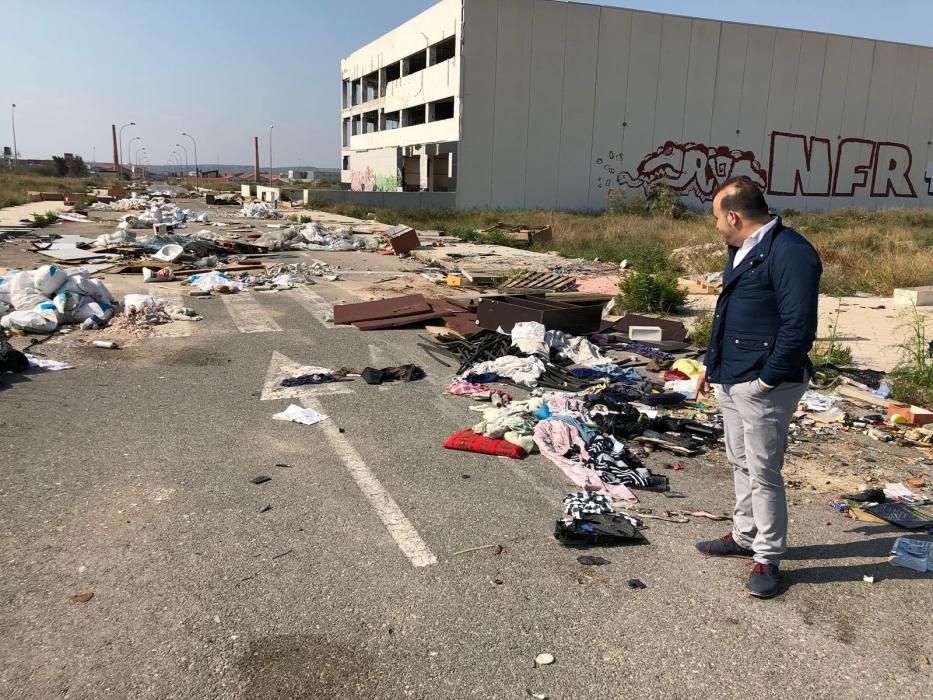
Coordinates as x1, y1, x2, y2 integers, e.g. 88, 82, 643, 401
0, 264, 114, 333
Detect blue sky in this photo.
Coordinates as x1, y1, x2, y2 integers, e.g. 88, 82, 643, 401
3, 0, 931, 168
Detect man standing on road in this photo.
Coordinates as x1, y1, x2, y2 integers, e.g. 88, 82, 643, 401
695, 177, 822, 598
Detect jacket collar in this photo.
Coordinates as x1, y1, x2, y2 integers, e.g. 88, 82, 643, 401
722, 217, 784, 287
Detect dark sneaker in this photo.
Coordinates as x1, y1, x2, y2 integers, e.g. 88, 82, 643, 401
695, 532, 754, 558
747, 562, 780, 598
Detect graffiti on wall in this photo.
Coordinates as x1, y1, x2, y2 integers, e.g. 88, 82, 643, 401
596, 133, 928, 202
349, 167, 400, 193
767, 132, 917, 198
596, 141, 767, 202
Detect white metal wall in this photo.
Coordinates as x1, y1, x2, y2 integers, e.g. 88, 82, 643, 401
457, 0, 933, 211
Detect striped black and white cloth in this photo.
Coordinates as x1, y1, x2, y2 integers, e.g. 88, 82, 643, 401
563, 491, 615, 521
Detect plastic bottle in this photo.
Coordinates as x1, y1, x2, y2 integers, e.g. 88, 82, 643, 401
91, 340, 118, 349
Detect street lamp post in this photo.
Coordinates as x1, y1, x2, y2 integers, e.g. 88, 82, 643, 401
134, 147, 146, 179
181, 132, 199, 190
268, 124, 274, 202
11, 104, 18, 167
128, 137, 140, 180
175, 143, 189, 188
118, 121, 135, 180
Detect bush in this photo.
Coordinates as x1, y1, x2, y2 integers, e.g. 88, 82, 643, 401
689, 311, 714, 350
645, 184, 692, 220
616, 271, 688, 313
31, 211, 59, 227
608, 189, 647, 215
889, 305, 933, 407
618, 241, 672, 274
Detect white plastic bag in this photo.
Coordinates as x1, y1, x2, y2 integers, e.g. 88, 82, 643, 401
123, 294, 164, 312
73, 301, 114, 323
33, 265, 68, 296
1, 305, 61, 333
53, 290, 82, 317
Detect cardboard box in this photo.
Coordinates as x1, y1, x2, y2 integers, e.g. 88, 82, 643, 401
887, 402, 933, 426
387, 225, 420, 254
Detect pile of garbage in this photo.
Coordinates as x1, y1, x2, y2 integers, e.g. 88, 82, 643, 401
240, 202, 281, 219
251, 222, 368, 252
0, 264, 114, 333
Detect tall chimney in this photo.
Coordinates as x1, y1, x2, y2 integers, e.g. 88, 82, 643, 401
111, 124, 119, 176
254, 137, 260, 184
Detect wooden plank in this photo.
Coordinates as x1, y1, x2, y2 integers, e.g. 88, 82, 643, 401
352, 309, 450, 330
333, 294, 431, 325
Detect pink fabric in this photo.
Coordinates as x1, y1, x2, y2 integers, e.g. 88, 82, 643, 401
445, 379, 511, 403
532, 419, 637, 502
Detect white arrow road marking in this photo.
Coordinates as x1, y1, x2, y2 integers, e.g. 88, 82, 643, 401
287, 286, 335, 327
261, 351, 355, 400
222, 294, 282, 333
301, 394, 437, 568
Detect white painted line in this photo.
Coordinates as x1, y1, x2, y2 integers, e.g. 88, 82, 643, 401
287, 286, 335, 327
221, 294, 282, 333
302, 396, 437, 568
260, 351, 354, 400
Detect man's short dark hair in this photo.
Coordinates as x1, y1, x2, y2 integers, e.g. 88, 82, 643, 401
716, 176, 769, 218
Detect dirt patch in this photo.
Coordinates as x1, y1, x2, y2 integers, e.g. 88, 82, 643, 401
237, 634, 369, 699
159, 348, 231, 367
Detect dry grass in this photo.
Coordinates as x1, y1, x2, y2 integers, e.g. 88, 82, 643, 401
0, 169, 106, 208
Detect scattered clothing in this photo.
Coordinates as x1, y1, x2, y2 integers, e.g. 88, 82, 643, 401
465, 355, 546, 388
271, 404, 328, 426
533, 418, 636, 502
577, 435, 653, 488
563, 491, 615, 520
361, 364, 425, 385
443, 429, 527, 459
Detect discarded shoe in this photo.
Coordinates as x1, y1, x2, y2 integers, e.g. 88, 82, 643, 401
695, 532, 754, 558
747, 562, 780, 598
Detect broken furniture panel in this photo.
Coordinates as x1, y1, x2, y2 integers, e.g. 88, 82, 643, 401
477, 295, 603, 335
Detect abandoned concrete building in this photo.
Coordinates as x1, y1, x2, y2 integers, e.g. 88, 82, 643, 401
340, 0, 933, 211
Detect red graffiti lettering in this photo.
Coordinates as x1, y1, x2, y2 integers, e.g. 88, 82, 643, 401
608, 141, 767, 202
767, 132, 832, 196
871, 143, 916, 197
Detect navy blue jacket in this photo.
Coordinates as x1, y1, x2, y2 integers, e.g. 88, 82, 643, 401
704, 218, 822, 386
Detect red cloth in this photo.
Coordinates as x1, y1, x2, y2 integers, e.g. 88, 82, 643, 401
663, 369, 690, 381
443, 429, 527, 459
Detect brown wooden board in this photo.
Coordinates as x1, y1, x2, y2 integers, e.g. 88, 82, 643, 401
443, 312, 482, 338
333, 294, 431, 325
352, 310, 449, 330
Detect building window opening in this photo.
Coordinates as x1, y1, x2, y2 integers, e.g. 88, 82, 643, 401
429, 98, 454, 122
402, 105, 426, 127
362, 72, 378, 103
402, 49, 427, 76
342, 155, 350, 170
385, 62, 401, 85
363, 111, 379, 134
342, 80, 352, 109
383, 111, 400, 130
342, 118, 351, 147
430, 36, 456, 65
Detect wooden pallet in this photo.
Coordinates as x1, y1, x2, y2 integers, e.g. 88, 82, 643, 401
499, 270, 577, 292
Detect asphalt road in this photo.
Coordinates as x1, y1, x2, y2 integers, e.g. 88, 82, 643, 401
1, 244, 931, 698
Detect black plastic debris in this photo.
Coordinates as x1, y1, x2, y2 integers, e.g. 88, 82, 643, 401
251, 475, 272, 484
627, 578, 647, 590
555, 513, 643, 545
258, 504, 272, 513
577, 555, 610, 566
